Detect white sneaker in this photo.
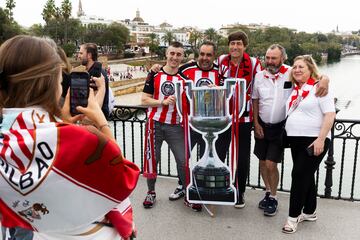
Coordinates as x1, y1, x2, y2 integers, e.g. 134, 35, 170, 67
169, 185, 185, 201
299, 211, 317, 222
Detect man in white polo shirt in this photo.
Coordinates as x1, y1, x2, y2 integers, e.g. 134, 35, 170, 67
252, 44, 292, 216
252, 44, 329, 216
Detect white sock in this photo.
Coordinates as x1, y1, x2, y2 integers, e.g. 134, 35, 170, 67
270, 194, 277, 200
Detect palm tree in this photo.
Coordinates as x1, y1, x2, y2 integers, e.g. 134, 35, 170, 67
147, 33, 159, 59
204, 28, 218, 42
61, 0, 72, 44
162, 30, 175, 46
5, 0, 16, 22
42, 0, 56, 24
189, 29, 202, 51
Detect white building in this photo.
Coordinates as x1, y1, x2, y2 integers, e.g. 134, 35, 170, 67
76, 0, 192, 49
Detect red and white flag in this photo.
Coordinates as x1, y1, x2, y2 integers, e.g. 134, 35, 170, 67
0, 107, 139, 239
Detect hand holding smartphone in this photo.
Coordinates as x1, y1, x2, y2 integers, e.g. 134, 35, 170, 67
306, 145, 314, 156
70, 71, 90, 116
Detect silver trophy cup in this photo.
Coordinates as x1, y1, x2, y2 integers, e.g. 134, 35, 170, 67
176, 78, 246, 205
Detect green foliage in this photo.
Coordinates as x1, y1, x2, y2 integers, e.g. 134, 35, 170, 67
0, 7, 23, 44
82, 23, 129, 55
189, 29, 202, 51
5, 0, 16, 21
124, 52, 136, 58
61, 42, 76, 57
155, 47, 166, 60
146, 33, 159, 59
327, 45, 341, 62
43, 18, 83, 44
216, 26, 346, 64
162, 30, 175, 46
42, 0, 56, 23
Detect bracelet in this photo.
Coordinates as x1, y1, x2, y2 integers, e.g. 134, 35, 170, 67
98, 124, 110, 131
160, 99, 164, 105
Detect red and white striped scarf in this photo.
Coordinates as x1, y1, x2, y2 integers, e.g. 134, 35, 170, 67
0, 107, 139, 239
287, 78, 317, 115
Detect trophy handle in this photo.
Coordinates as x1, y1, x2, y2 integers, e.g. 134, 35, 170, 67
175, 80, 193, 117
225, 78, 237, 99
224, 78, 246, 118
235, 79, 246, 118
175, 80, 183, 116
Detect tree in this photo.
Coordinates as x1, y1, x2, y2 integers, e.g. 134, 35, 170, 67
61, 0, 72, 43
0, 7, 22, 44
5, 0, 16, 22
102, 23, 129, 55
147, 32, 159, 59
162, 30, 175, 46
189, 29, 202, 52
28, 24, 44, 36
42, 0, 56, 24
204, 28, 217, 41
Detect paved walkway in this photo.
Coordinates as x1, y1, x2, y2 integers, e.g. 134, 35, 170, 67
131, 177, 360, 240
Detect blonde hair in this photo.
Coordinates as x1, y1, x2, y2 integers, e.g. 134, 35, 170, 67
0, 35, 62, 116
290, 55, 320, 84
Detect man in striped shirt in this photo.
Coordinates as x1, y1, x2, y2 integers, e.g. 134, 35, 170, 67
141, 42, 187, 209
178, 41, 221, 158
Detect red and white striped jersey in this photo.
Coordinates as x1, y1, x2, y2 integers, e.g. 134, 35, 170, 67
143, 69, 181, 124
178, 62, 221, 86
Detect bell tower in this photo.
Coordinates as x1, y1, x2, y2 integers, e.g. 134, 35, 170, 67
77, 0, 85, 17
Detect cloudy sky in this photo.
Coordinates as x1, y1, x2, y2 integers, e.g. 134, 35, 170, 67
2, 0, 359, 33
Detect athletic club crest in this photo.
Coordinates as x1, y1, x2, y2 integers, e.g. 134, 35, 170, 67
196, 78, 213, 87
17, 202, 50, 222
161, 81, 175, 96
0, 110, 58, 195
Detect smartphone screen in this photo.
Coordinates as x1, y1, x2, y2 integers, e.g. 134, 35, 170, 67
70, 72, 90, 115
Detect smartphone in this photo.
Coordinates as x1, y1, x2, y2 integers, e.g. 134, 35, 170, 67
70, 72, 90, 115
88, 61, 102, 90
306, 146, 314, 156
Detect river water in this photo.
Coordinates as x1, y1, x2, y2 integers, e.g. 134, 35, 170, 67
113, 55, 360, 199
318, 55, 360, 119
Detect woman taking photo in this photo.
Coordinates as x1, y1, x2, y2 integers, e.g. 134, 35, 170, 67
282, 55, 336, 234
0, 35, 139, 240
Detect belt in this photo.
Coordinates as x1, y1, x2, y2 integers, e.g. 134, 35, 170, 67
259, 118, 286, 128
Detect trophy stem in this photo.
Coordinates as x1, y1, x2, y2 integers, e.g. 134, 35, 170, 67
205, 132, 216, 166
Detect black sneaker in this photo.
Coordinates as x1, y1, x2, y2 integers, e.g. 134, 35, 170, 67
143, 191, 156, 208
184, 200, 202, 212
234, 193, 245, 209
169, 185, 185, 201
258, 192, 270, 209
264, 197, 278, 216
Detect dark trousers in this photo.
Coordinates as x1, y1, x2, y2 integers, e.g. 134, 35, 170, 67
215, 122, 252, 193
190, 128, 206, 159
288, 136, 330, 217
176, 128, 206, 187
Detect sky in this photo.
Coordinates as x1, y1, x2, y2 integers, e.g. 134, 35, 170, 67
2, 0, 359, 33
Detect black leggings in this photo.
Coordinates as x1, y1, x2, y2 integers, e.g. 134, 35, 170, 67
288, 136, 330, 217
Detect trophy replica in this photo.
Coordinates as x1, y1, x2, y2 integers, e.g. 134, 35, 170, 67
176, 78, 246, 205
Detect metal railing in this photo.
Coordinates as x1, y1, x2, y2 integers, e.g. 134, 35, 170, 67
109, 105, 360, 201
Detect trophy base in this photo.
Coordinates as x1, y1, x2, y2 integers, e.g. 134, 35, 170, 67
187, 165, 235, 203
188, 185, 235, 202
